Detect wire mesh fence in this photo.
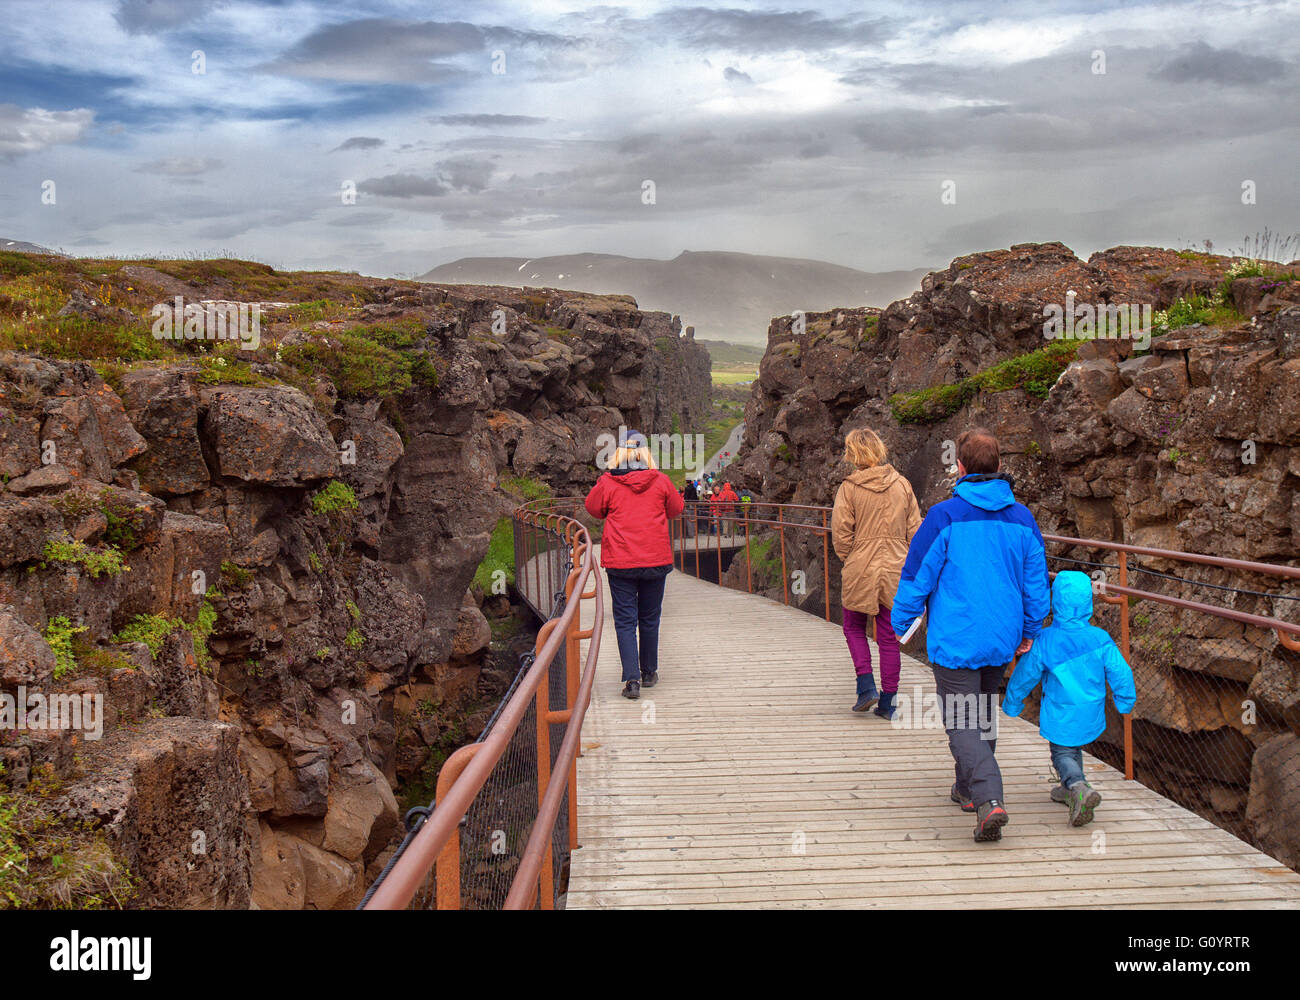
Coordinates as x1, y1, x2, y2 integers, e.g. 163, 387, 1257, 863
451, 645, 570, 909
361, 504, 592, 909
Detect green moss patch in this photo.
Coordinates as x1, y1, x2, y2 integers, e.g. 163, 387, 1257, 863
889, 340, 1080, 424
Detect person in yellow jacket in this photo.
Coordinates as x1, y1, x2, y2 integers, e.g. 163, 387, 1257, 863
831, 428, 921, 716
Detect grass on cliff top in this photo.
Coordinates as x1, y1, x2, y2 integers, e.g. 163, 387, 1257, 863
0, 252, 440, 404
889, 340, 1081, 424
0, 764, 138, 910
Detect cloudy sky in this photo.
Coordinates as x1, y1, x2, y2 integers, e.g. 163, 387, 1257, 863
2, 0, 1297, 276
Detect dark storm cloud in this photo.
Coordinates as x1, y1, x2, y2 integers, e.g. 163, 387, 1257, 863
332, 136, 385, 152
358, 173, 451, 198
258, 18, 573, 84
1149, 41, 1287, 86
438, 155, 495, 192
258, 19, 480, 83
723, 66, 753, 84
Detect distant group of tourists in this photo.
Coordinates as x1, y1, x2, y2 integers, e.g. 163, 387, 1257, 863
681, 476, 751, 537
583, 425, 1136, 843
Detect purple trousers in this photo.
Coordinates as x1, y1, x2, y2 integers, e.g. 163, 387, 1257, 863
842, 607, 901, 693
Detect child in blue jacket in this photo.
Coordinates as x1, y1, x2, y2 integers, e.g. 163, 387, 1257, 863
1002, 570, 1137, 827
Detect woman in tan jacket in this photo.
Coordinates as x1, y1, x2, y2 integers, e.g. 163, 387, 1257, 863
831, 428, 921, 718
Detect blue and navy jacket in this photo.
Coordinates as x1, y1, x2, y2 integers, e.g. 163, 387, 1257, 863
891, 474, 1051, 670
1002, 570, 1137, 746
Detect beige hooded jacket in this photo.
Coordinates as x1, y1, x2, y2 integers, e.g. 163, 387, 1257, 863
831, 464, 922, 618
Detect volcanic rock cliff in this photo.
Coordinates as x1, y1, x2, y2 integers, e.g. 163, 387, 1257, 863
0, 254, 710, 908
731, 242, 1300, 866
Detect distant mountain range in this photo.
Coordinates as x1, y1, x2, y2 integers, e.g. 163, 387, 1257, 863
419, 251, 931, 345
1, 238, 59, 255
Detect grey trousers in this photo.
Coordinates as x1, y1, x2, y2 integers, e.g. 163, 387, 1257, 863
932, 663, 1005, 808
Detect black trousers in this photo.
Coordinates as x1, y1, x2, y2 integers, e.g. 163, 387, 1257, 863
932, 663, 1005, 808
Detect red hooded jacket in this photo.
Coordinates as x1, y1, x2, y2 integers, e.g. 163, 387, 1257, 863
711, 484, 739, 515
584, 468, 684, 569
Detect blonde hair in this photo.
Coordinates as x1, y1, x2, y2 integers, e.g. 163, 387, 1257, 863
844, 427, 887, 469
608, 445, 658, 470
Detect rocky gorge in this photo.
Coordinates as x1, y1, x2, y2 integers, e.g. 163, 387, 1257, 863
0, 252, 710, 909
728, 242, 1300, 869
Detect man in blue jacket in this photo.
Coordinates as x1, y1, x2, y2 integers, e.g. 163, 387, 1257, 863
1002, 570, 1137, 826
892, 428, 1051, 842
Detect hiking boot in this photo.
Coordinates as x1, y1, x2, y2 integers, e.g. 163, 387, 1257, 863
641, 671, 658, 688
974, 800, 1009, 842
1068, 783, 1102, 827
852, 674, 879, 712
872, 691, 896, 720
622, 680, 640, 700
950, 783, 976, 813
1050, 784, 1069, 804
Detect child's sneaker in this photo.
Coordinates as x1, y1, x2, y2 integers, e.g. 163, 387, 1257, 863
1068, 783, 1101, 826
974, 800, 1009, 842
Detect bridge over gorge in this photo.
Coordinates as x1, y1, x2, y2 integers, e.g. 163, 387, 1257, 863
362, 498, 1300, 910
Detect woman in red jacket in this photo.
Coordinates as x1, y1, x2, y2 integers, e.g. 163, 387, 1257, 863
584, 431, 684, 699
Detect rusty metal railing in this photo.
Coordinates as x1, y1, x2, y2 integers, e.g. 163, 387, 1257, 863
361, 499, 602, 910
672, 500, 836, 620
1039, 534, 1300, 784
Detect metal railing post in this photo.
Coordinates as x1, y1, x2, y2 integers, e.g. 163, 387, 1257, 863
1119, 549, 1133, 781
744, 508, 752, 594
693, 501, 700, 578
779, 507, 788, 606
434, 743, 480, 909
534, 663, 555, 909
822, 509, 831, 622
716, 508, 723, 583
564, 552, 581, 854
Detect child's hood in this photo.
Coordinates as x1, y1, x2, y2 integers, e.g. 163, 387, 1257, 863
1051, 570, 1094, 627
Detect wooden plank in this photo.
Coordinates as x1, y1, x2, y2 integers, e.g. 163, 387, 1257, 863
555, 555, 1300, 910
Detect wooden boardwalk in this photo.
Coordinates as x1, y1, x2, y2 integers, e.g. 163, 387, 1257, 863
565, 562, 1300, 909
